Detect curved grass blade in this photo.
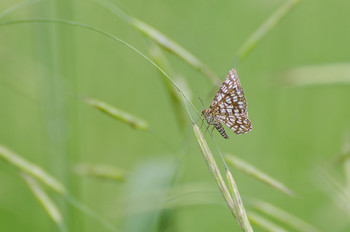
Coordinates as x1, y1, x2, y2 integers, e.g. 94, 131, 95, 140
0, 0, 40, 19
225, 154, 295, 197
281, 63, 350, 86
74, 163, 127, 182
251, 200, 321, 232
82, 96, 149, 131
95, 0, 221, 85
193, 124, 253, 231
0, 145, 66, 194
22, 173, 67, 232
0, 19, 200, 119
248, 211, 288, 232
237, 0, 301, 62
148, 42, 190, 129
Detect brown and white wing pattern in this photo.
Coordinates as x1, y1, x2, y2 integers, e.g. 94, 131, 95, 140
209, 69, 252, 135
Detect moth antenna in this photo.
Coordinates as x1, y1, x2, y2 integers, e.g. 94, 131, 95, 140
198, 95, 206, 109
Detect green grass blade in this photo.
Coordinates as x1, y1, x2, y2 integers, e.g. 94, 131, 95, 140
95, 0, 221, 85
193, 124, 254, 231
237, 0, 301, 61
22, 173, 67, 232
0, 19, 200, 118
225, 154, 295, 196
0, 0, 40, 19
0, 145, 66, 194
251, 200, 321, 232
280, 63, 350, 86
82, 96, 149, 131
148, 42, 190, 129
226, 170, 254, 232
248, 211, 288, 232
74, 163, 127, 182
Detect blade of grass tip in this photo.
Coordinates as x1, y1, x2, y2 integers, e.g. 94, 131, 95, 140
95, 0, 221, 85
82, 96, 149, 131
0, 145, 66, 194
0, 19, 200, 119
225, 154, 295, 197
74, 163, 127, 182
248, 211, 288, 232
226, 170, 254, 231
22, 173, 67, 232
193, 124, 252, 230
280, 63, 350, 87
237, 0, 301, 62
251, 199, 321, 232
148, 42, 189, 129
0, 0, 40, 19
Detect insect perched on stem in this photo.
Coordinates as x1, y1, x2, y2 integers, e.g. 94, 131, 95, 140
202, 69, 252, 139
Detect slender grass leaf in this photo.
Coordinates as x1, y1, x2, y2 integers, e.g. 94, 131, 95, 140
251, 200, 321, 232
148, 42, 189, 129
0, 145, 66, 194
281, 63, 350, 86
248, 211, 288, 232
74, 163, 127, 182
0, 0, 40, 19
83, 96, 149, 131
225, 154, 295, 197
22, 173, 67, 232
96, 0, 221, 85
193, 124, 255, 231
226, 170, 254, 232
237, 0, 301, 61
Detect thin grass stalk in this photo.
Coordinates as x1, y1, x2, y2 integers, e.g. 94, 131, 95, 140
95, 0, 221, 85
251, 200, 320, 232
22, 173, 67, 232
82, 96, 149, 130
0, 19, 200, 119
237, 0, 301, 62
225, 154, 295, 196
193, 124, 254, 231
248, 211, 288, 232
226, 170, 254, 231
0, 0, 40, 19
148, 42, 189, 130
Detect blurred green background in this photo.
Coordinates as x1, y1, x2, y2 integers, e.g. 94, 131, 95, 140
1, 0, 350, 231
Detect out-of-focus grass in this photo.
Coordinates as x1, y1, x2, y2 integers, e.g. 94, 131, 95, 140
248, 211, 288, 232
74, 163, 127, 182
83, 96, 149, 131
0, 145, 66, 194
0, 0, 39, 19
251, 200, 321, 232
225, 154, 295, 196
95, 0, 221, 85
237, 0, 301, 61
22, 173, 66, 232
280, 63, 350, 86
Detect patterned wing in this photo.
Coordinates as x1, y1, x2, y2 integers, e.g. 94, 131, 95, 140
209, 69, 252, 135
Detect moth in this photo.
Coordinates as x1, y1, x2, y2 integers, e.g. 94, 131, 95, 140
202, 69, 252, 139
